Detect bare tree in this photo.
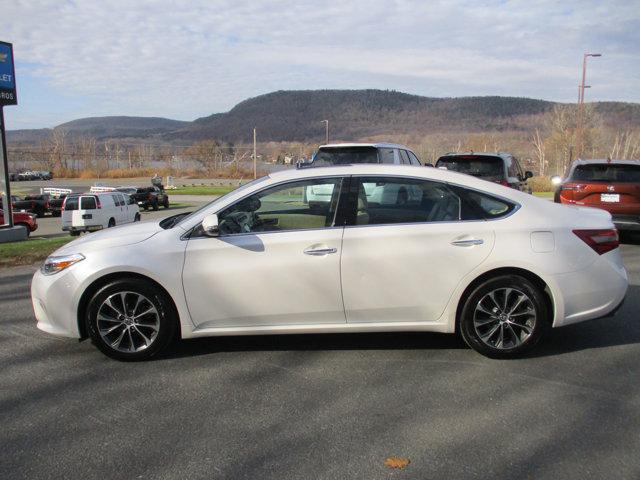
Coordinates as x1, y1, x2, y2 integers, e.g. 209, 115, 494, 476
531, 129, 547, 176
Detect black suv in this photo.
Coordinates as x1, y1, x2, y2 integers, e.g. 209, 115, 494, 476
435, 152, 532, 191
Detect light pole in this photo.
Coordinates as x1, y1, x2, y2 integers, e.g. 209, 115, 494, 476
253, 127, 257, 179
321, 120, 329, 144
576, 53, 601, 158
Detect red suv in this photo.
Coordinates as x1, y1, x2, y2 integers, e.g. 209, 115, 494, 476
0, 210, 38, 237
554, 159, 640, 231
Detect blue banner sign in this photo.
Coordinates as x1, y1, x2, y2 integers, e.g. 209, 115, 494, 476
0, 41, 17, 106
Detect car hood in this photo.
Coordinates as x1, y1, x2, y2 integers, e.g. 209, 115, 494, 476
54, 221, 163, 255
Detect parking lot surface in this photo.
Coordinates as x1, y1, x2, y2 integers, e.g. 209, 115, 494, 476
1, 240, 639, 479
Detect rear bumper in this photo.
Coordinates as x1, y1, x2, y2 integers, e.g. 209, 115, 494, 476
551, 251, 628, 327
612, 214, 640, 231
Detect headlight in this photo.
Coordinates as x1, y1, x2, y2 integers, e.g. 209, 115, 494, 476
41, 253, 85, 275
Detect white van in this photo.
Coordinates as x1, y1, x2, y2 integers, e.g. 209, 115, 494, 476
62, 192, 140, 236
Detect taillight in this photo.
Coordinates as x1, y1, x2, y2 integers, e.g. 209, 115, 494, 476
95, 196, 102, 209
573, 229, 619, 255
495, 180, 510, 187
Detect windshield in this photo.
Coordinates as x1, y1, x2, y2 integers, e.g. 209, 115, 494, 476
571, 164, 640, 183
312, 147, 379, 166
436, 155, 504, 180
173, 176, 270, 229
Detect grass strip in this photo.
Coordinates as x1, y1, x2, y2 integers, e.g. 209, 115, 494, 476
0, 236, 74, 268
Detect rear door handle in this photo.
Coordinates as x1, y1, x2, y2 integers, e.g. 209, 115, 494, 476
451, 239, 484, 247
304, 247, 337, 256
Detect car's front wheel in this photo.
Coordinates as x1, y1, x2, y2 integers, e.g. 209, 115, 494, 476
459, 275, 549, 358
85, 278, 177, 361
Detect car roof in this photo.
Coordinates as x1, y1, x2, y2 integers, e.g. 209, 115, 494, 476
438, 152, 512, 159
572, 158, 640, 166
319, 142, 414, 150
267, 163, 532, 199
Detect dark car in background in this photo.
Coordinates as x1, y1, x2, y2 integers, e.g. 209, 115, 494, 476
435, 152, 532, 191
554, 159, 640, 231
309, 143, 423, 167
12, 194, 51, 217
118, 186, 169, 211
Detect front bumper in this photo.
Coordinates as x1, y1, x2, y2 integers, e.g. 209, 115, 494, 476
62, 225, 103, 232
31, 268, 82, 338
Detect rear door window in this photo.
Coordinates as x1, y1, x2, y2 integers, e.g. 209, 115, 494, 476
351, 177, 461, 225
399, 150, 411, 165
80, 196, 97, 210
64, 196, 79, 211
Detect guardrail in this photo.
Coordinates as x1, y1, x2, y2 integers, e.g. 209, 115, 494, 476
40, 187, 73, 198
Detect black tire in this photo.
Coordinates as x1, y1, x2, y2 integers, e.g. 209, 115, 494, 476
163, 197, 169, 209
459, 274, 549, 359
144, 205, 149, 211
35, 207, 45, 218
134, 213, 141, 222
85, 278, 177, 361
152, 199, 159, 211
108, 218, 116, 228
70, 231, 80, 237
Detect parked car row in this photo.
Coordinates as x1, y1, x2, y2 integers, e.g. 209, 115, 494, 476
9, 171, 53, 181
308, 143, 534, 192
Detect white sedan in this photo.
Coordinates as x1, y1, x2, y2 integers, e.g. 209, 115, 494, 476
31, 164, 628, 360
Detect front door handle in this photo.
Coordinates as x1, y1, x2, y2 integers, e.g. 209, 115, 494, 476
451, 239, 484, 247
304, 246, 337, 256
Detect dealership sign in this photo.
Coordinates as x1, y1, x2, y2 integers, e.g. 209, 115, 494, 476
0, 41, 17, 106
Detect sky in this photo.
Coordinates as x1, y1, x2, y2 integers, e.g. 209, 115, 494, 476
1, 0, 639, 129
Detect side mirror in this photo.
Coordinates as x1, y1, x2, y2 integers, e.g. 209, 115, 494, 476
525, 171, 533, 180
202, 213, 220, 237
551, 175, 562, 186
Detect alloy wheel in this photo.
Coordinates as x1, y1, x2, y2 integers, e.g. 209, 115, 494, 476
96, 291, 160, 353
473, 287, 536, 350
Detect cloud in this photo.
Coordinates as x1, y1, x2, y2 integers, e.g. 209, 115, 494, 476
1, 0, 639, 128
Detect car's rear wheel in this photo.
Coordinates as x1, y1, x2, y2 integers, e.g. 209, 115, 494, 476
70, 231, 80, 237
134, 213, 141, 222
459, 275, 549, 358
152, 199, 159, 211
163, 197, 169, 209
108, 218, 116, 228
85, 278, 177, 361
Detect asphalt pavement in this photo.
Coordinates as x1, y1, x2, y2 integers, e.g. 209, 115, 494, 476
1, 240, 639, 479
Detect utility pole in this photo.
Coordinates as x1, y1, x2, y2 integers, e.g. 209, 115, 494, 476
576, 53, 601, 158
253, 127, 257, 179
322, 120, 329, 144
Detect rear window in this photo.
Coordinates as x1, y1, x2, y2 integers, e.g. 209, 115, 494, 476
436, 155, 504, 180
80, 196, 97, 209
571, 164, 640, 183
312, 147, 379, 166
64, 196, 79, 211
